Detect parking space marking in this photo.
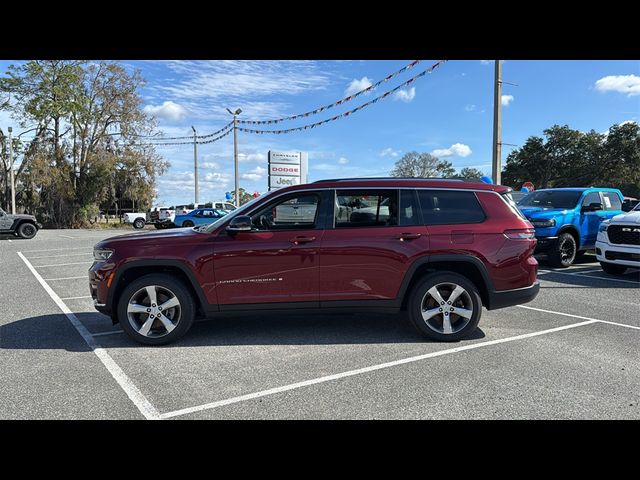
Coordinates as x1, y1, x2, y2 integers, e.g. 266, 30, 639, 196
597, 320, 640, 331
58, 235, 75, 239
538, 269, 640, 285
60, 295, 92, 300
21, 246, 97, 254
159, 319, 598, 420
18, 252, 160, 420
517, 305, 640, 329
43, 276, 87, 281
33, 261, 94, 268
27, 252, 93, 259
92, 330, 125, 337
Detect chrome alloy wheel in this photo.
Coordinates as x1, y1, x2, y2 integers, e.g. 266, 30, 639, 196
420, 282, 474, 335
127, 285, 181, 338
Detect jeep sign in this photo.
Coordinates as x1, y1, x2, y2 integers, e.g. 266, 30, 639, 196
268, 150, 308, 191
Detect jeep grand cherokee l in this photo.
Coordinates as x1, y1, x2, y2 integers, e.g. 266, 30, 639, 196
90, 178, 540, 345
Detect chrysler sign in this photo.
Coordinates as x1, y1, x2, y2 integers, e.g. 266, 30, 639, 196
268, 150, 308, 191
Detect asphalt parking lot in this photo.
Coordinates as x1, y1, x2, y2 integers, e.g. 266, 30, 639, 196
1, 228, 639, 419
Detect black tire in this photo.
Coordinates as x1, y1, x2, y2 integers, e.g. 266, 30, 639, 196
548, 232, 577, 268
154, 222, 165, 230
407, 272, 482, 342
117, 274, 196, 345
133, 218, 145, 229
17, 222, 38, 239
182, 220, 194, 228
600, 262, 627, 275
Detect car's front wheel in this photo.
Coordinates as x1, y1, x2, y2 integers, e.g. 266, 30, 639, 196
408, 272, 482, 342
549, 232, 577, 268
17, 222, 38, 239
600, 262, 627, 275
117, 274, 195, 345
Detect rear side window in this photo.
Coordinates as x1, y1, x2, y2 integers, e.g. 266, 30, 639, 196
417, 190, 485, 225
335, 190, 399, 228
602, 192, 622, 211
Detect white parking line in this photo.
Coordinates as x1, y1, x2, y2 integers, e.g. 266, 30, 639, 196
60, 295, 92, 300
159, 319, 598, 420
92, 330, 125, 337
538, 269, 639, 285
43, 276, 87, 281
58, 235, 75, 239
33, 261, 94, 268
18, 251, 160, 421
27, 252, 93, 259
21, 246, 96, 253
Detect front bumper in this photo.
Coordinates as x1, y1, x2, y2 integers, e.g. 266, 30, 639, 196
533, 236, 558, 253
595, 239, 640, 267
487, 282, 540, 310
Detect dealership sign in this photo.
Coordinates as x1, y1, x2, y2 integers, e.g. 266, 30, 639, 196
268, 150, 308, 191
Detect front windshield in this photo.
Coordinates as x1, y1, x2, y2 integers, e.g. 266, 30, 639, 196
202, 194, 267, 233
634, 202, 640, 212
518, 190, 582, 210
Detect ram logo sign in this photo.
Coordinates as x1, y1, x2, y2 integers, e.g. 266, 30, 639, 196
268, 150, 308, 191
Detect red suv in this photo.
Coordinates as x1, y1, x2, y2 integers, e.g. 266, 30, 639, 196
90, 178, 539, 345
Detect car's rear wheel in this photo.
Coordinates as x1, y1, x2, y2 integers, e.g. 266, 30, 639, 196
549, 232, 577, 268
17, 222, 38, 239
182, 220, 194, 228
600, 262, 627, 275
408, 272, 482, 342
117, 274, 195, 345
133, 218, 145, 229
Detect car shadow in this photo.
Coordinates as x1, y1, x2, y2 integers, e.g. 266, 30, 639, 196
538, 263, 640, 289
1, 311, 486, 351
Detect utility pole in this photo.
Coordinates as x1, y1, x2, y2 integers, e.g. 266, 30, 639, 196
8, 127, 15, 214
227, 108, 242, 207
492, 60, 502, 185
191, 126, 199, 204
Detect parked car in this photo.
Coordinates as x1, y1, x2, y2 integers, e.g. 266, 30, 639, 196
123, 212, 147, 230
518, 187, 624, 267
174, 208, 228, 228
0, 207, 42, 239
509, 191, 528, 204
622, 196, 639, 212
595, 201, 640, 274
148, 206, 175, 229
173, 202, 236, 216
90, 178, 540, 345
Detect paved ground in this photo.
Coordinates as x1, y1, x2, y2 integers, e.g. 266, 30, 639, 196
1, 228, 639, 419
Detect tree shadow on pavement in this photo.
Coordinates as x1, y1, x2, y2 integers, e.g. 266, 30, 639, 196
1, 311, 486, 351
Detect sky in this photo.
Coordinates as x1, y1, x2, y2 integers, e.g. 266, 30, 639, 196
1, 59, 639, 207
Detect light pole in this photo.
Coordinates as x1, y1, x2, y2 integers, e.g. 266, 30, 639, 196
491, 59, 503, 185
8, 127, 15, 214
226, 108, 242, 206
191, 126, 199, 204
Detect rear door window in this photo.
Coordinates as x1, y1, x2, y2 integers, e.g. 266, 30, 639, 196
417, 190, 485, 225
602, 192, 622, 211
335, 190, 399, 228
399, 189, 422, 226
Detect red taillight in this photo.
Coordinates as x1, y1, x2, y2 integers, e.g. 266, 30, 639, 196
504, 228, 536, 239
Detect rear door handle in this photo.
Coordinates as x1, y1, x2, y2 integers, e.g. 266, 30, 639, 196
397, 232, 422, 241
290, 235, 316, 245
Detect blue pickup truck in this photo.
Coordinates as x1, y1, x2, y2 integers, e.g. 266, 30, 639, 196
518, 187, 624, 267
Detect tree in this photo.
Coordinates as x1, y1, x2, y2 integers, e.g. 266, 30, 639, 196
0, 60, 167, 226
231, 187, 254, 205
502, 122, 639, 197
390, 151, 456, 178
459, 167, 485, 180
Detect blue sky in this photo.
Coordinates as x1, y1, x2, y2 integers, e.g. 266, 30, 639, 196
2, 59, 639, 206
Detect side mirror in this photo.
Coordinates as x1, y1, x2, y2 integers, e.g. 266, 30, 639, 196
226, 215, 252, 233
582, 202, 603, 212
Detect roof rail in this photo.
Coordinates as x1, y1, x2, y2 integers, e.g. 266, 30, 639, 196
313, 177, 477, 183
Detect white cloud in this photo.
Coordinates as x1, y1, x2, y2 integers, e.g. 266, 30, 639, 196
241, 166, 267, 181
238, 152, 267, 163
345, 76, 373, 97
501, 95, 514, 106
337, 157, 349, 165
393, 87, 416, 103
465, 104, 476, 112
431, 143, 472, 158
201, 161, 220, 170
595, 75, 640, 97
312, 163, 338, 172
380, 147, 400, 158
143, 101, 188, 122
480, 60, 491, 65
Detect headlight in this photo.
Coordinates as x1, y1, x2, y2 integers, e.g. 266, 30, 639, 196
598, 221, 610, 233
530, 218, 556, 228
94, 248, 114, 261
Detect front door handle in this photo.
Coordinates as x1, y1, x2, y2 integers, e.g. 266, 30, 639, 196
397, 232, 422, 241
290, 235, 316, 245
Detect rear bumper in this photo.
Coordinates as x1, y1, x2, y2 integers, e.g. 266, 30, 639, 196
487, 282, 540, 310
